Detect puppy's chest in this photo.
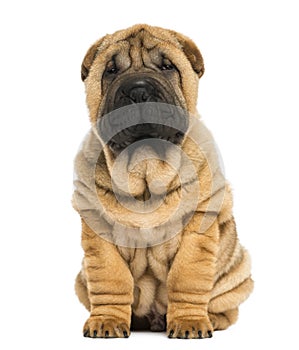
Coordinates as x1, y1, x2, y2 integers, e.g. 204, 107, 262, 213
117, 234, 181, 282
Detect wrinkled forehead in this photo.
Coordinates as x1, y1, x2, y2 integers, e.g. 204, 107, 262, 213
95, 28, 184, 69
101, 26, 181, 50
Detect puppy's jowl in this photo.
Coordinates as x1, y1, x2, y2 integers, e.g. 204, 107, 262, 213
73, 24, 253, 339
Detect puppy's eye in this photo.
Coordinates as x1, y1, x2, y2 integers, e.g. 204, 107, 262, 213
105, 61, 118, 75
106, 66, 118, 74
160, 58, 176, 72
160, 63, 175, 71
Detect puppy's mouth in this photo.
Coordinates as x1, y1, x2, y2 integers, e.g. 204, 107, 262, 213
108, 123, 185, 153
98, 74, 188, 155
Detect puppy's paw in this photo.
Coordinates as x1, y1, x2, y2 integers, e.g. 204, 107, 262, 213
83, 316, 130, 338
167, 316, 213, 339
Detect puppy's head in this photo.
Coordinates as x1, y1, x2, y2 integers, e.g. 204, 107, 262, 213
81, 24, 204, 196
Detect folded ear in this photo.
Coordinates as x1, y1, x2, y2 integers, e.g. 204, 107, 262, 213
81, 37, 105, 81
172, 31, 205, 78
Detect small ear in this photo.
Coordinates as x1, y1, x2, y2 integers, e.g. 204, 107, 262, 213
81, 37, 105, 81
172, 31, 205, 78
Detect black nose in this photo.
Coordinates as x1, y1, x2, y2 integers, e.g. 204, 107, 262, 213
103, 74, 177, 114
122, 79, 156, 103
113, 78, 164, 108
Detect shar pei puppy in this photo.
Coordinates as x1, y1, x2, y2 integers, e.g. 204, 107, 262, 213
73, 24, 253, 339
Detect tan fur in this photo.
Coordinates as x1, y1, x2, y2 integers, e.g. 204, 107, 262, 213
74, 24, 253, 339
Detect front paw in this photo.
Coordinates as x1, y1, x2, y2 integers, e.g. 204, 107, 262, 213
167, 316, 213, 339
83, 316, 130, 338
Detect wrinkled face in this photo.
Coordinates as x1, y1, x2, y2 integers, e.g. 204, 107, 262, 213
100, 60, 187, 155
82, 26, 204, 157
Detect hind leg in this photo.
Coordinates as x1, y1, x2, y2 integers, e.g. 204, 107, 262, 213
75, 270, 90, 311
208, 275, 254, 330
208, 308, 239, 331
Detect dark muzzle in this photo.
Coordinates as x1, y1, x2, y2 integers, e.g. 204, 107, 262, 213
98, 75, 188, 154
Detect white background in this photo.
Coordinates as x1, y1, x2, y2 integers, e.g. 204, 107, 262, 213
0, 0, 299, 349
